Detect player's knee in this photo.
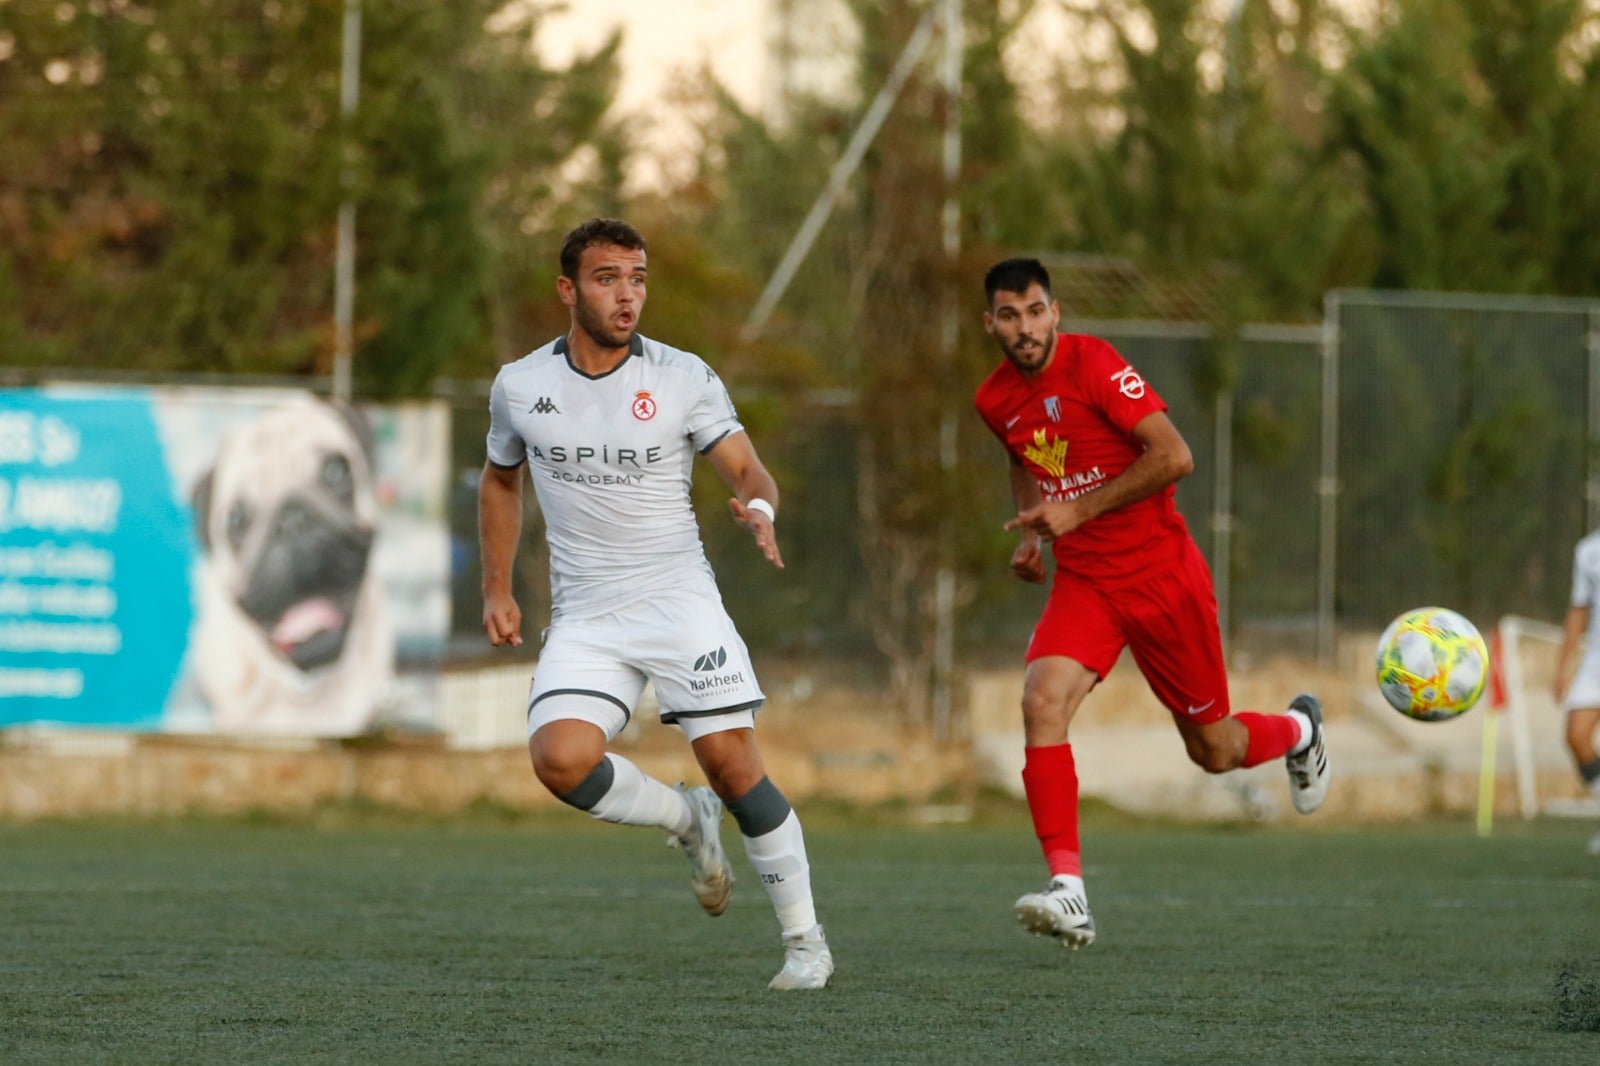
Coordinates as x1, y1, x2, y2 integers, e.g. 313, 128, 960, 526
546, 754, 615, 811
698, 748, 765, 799
1020, 691, 1073, 745
1185, 736, 1241, 774
529, 739, 604, 798
1566, 718, 1593, 756
691, 727, 765, 798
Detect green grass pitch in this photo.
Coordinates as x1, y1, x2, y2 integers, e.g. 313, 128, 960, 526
2, 807, 1598, 1063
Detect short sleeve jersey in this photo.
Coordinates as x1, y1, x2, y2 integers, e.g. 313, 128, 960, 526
486, 333, 743, 620
1570, 529, 1600, 648
974, 332, 1191, 585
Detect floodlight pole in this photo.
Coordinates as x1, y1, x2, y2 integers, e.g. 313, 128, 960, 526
1588, 304, 1600, 531
739, 8, 940, 343
931, 0, 962, 741
744, 2, 964, 735
1317, 291, 1340, 669
332, 0, 361, 403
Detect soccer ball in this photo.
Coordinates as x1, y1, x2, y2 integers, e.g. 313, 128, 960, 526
1374, 607, 1490, 722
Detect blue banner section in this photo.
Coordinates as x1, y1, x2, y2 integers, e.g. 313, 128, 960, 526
0, 390, 195, 727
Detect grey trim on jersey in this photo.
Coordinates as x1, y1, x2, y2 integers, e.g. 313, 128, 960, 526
698, 428, 735, 456
660, 697, 765, 724
488, 457, 525, 470
530, 687, 633, 729
552, 334, 645, 380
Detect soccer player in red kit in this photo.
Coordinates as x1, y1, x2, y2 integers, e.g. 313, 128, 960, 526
973, 258, 1330, 949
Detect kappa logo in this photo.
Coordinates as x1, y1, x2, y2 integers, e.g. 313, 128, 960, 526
529, 397, 560, 414
693, 646, 728, 672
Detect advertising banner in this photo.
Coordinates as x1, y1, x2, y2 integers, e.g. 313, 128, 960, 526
0, 386, 449, 736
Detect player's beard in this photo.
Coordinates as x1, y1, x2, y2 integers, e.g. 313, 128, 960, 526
1003, 330, 1054, 373
573, 294, 635, 350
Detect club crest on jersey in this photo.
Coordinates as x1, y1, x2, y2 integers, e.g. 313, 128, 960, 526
1044, 395, 1061, 422
631, 390, 657, 421
1022, 428, 1068, 478
1111, 366, 1146, 399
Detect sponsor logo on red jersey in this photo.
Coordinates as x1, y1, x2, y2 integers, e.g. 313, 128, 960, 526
1111, 366, 1146, 399
1022, 428, 1069, 478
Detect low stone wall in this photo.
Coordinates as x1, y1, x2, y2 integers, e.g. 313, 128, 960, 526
5, 649, 1596, 824
0, 698, 973, 821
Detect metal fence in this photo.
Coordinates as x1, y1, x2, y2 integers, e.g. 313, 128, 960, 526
1322, 290, 1600, 658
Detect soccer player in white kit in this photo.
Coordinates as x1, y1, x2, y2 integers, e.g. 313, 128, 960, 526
1554, 528, 1600, 852
479, 217, 833, 988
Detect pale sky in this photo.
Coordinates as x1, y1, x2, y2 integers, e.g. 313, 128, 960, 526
522, 1, 1384, 192
536, 0, 775, 116
533, 1, 787, 189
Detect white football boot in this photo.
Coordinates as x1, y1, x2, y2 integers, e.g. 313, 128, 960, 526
1014, 878, 1096, 949
1285, 693, 1331, 814
768, 926, 834, 990
669, 784, 734, 916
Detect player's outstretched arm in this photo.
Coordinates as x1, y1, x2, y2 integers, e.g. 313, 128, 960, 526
1005, 453, 1046, 584
478, 460, 526, 647
706, 430, 784, 570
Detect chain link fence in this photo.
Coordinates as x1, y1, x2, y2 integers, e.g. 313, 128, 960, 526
1324, 291, 1600, 655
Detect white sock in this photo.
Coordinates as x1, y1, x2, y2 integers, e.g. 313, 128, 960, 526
585, 754, 692, 834
1049, 873, 1087, 900
741, 810, 818, 938
1286, 710, 1313, 755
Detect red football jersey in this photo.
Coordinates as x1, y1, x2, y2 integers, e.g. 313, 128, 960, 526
974, 332, 1191, 585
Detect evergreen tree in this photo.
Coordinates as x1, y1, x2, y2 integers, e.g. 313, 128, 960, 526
0, 0, 621, 392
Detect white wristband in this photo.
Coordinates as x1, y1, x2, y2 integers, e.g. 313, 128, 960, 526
745, 498, 776, 523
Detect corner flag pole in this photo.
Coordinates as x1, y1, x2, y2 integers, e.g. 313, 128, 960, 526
1476, 621, 1508, 837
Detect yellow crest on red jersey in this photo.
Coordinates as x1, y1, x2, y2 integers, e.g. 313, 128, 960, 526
1022, 428, 1068, 478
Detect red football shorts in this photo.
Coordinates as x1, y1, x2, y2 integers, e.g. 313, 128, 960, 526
1025, 537, 1230, 724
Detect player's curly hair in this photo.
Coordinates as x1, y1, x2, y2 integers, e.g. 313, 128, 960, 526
560, 217, 647, 279
984, 258, 1052, 305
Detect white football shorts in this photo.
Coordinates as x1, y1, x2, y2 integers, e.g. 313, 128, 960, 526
1564, 651, 1600, 712
526, 590, 765, 743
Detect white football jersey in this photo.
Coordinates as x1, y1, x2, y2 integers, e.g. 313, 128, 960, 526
1573, 529, 1600, 647
486, 333, 743, 620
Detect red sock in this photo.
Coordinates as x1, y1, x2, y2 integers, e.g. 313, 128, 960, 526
1234, 711, 1302, 768
1021, 744, 1081, 878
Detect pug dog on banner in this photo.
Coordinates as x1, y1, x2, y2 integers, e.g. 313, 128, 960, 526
190, 397, 394, 736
